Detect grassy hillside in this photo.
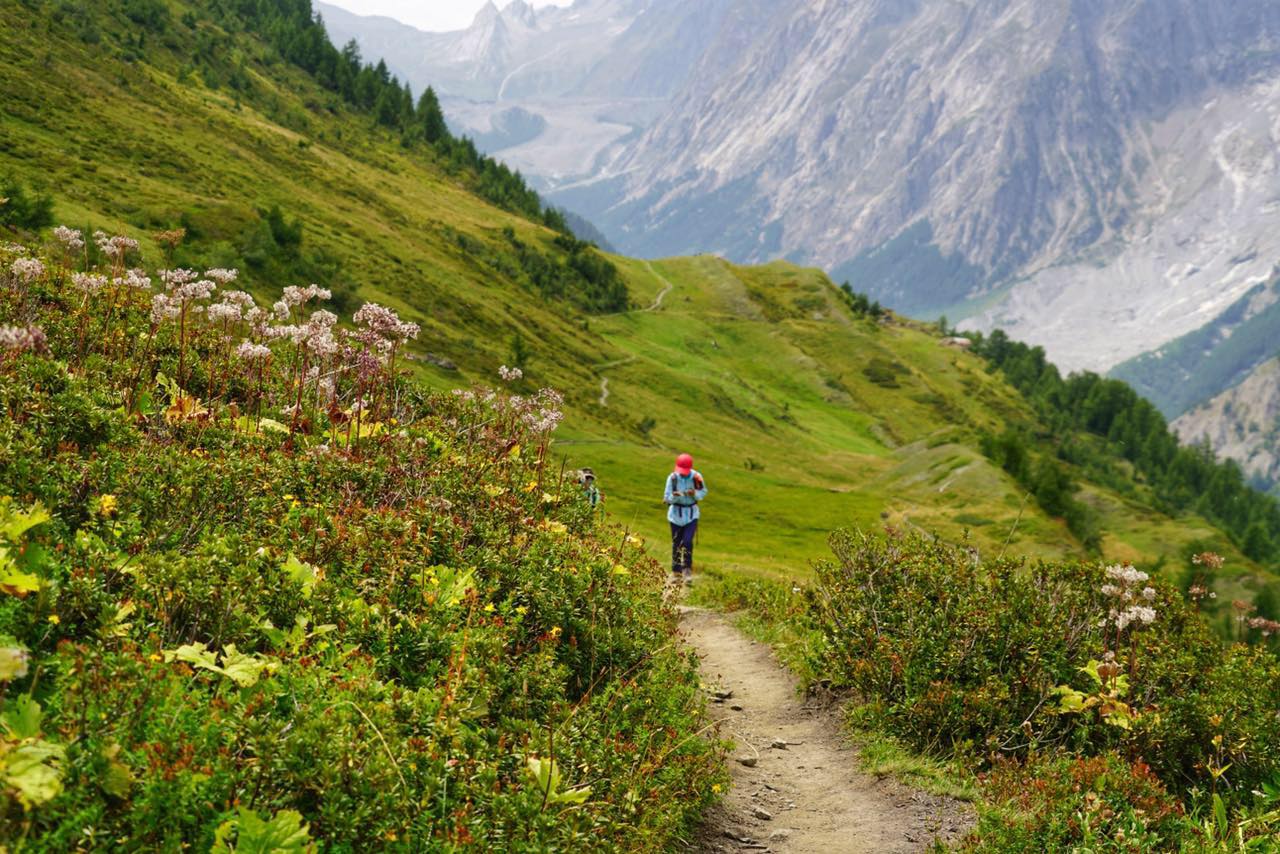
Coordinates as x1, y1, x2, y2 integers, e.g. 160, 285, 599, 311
0, 0, 1274, 602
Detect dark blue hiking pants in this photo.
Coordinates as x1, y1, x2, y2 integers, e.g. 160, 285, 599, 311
671, 520, 697, 574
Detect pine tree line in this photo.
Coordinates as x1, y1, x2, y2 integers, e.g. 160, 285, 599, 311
973, 329, 1280, 563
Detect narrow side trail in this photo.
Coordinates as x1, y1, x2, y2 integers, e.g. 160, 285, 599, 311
643, 261, 674, 311
680, 608, 972, 853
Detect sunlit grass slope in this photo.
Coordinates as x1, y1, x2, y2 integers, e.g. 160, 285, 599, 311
0, 0, 1262, 590
564, 257, 1251, 581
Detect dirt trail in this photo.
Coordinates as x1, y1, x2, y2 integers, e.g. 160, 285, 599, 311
680, 608, 972, 853
643, 261, 674, 311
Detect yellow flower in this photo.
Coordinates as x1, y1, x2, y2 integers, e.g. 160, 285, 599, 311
712, 784, 722, 794
541, 492, 557, 504
515, 606, 528, 616
625, 535, 643, 546
522, 481, 539, 494
549, 626, 562, 639
149, 653, 162, 662
483, 602, 495, 613
509, 443, 522, 459
47, 614, 60, 625
98, 494, 118, 517
611, 564, 630, 576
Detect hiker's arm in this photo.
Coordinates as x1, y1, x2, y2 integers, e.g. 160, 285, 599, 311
694, 478, 708, 503
663, 476, 676, 506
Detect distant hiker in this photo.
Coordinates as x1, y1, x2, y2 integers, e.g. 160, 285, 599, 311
664, 453, 707, 586
578, 468, 602, 510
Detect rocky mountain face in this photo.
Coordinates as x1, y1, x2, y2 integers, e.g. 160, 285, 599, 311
1174, 358, 1280, 494
321, 0, 1280, 456
562, 0, 1280, 375
315, 0, 734, 181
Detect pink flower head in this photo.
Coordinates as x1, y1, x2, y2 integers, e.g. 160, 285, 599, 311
236, 341, 272, 362
10, 257, 45, 283
204, 268, 239, 285
53, 226, 84, 252
0, 324, 49, 355
72, 272, 108, 294
94, 232, 139, 260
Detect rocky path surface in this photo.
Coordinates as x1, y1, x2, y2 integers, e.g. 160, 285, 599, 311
680, 608, 972, 853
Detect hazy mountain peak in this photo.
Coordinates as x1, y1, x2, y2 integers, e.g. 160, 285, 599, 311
473, 1, 502, 26
502, 0, 540, 28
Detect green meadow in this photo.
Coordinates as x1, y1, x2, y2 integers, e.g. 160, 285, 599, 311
0, 0, 1264, 589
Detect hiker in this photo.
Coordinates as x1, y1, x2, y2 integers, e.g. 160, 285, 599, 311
578, 467, 602, 510
664, 453, 707, 586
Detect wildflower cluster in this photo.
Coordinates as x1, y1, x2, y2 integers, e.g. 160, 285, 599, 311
807, 531, 1280, 850
10, 257, 44, 283
2, 226, 433, 446
0, 235, 721, 848
0, 324, 48, 356
1101, 564, 1158, 632
1247, 616, 1280, 637
52, 225, 83, 253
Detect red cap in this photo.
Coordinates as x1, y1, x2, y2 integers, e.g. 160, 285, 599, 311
675, 453, 694, 475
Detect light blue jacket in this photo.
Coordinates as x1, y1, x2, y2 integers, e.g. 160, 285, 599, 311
664, 470, 707, 525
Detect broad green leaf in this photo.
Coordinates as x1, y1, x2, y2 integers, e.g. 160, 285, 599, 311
526, 757, 591, 806
218, 646, 278, 688
2, 740, 66, 807
1051, 685, 1087, 714
164, 641, 220, 671
234, 415, 291, 435
0, 560, 40, 597
99, 743, 133, 799
283, 554, 319, 598
0, 502, 51, 543
3, 695, 43, 739
212, 807, 316, 853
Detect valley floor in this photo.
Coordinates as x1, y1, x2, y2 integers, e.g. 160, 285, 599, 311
679, 607, 973, 853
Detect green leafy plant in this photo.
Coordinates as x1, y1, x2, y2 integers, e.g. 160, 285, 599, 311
212, 808, 316, 853
526, 756, 592, 807
162, 642, 279, 688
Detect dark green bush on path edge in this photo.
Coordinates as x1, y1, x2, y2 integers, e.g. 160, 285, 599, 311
807, 530, 1280, 850
0, 243, 723, 850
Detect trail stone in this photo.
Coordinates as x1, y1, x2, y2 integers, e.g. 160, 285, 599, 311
752, 807, 773, 821
770, 740, 788, 750
736, 755, 758, 767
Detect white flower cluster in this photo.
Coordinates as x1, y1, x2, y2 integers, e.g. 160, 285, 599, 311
498, 364, 523, 382
1102, 564, 1158, 632
72, 272, 108, 295
10, 257, 45, 282
121, 269, 152, 290
0, 324, 48, 355
93, 231, 139, 260
236, 341, 271, 362
150, 293, 181, 324
53, 226, 84, 252
205, 268, 239, 285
